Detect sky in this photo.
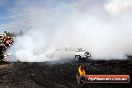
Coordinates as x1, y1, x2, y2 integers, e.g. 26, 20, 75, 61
0, 0, 15, 23
0, 0, 78, 32
0, 0, 18, 32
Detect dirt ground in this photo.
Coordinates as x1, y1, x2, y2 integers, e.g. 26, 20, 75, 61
0, 59, 132, 88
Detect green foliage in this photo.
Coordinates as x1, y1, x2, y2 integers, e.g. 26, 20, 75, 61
4, 31, 16, 37
3, 30, 24, 37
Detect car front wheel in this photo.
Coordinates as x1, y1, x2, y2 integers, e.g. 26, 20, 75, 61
74, 55, 81, 61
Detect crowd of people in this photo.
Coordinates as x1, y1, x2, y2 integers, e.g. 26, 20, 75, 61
0, 33, 14, 62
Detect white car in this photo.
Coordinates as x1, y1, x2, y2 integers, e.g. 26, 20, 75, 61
74, 51, 91, 61
45, 48, 91, 61
74, 49, 91, 61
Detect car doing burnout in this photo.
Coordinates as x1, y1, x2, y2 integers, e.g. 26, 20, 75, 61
45, 48, 91, 61
74, 50, 91, 61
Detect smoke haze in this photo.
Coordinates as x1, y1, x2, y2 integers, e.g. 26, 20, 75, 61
7, 0, 132, 62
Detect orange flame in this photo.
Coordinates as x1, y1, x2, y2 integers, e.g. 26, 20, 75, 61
78, 65, 86, 76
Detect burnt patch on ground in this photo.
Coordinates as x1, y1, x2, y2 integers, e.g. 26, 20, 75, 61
0, 59, 132, 88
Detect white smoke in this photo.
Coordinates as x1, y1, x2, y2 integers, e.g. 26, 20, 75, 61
7, 0, 132, 62
104, 0, 132, 15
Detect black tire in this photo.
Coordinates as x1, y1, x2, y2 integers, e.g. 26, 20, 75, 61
74, 55, 81, 61
88, 54, 91, 57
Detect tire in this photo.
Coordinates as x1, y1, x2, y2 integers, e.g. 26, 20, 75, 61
74, 55, 81, 61
88, 54, 91, 57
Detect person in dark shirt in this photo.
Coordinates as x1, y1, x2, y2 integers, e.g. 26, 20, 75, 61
0, 44, 6, 61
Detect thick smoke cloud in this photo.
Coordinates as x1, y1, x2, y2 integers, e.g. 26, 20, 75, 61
7, 0, 132, 62
105, 0, 132, 15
